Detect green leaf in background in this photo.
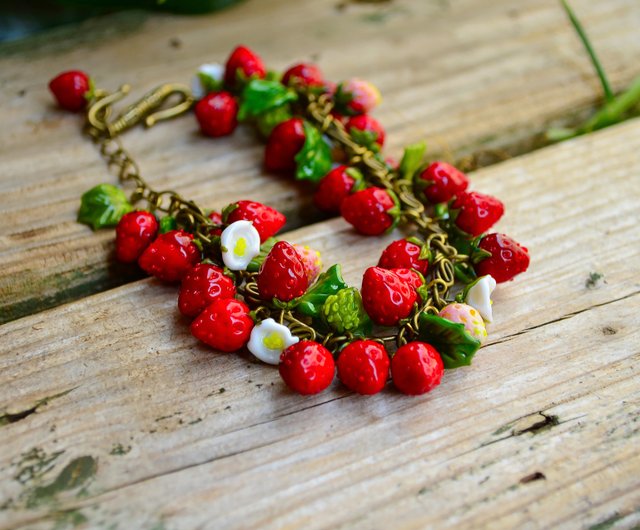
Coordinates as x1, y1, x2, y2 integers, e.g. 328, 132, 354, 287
545, 1, 640, 142
399, 141, 426, 180
237, 79, 297, 121
53, 0, 243, 15
77, 184, 132, 230
296, 264, 348, 318
256, 105, 293, 138
416, 312, 481, 369
294, 122, 332, 183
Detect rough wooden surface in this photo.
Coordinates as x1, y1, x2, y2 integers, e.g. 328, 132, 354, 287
1, 117, 639, 529
2, 0, 640, 322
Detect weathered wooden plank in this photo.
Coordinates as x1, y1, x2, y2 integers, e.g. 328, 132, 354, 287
1, 0, 640, 322
1, 118, 639, 528
1, 292, 638, 529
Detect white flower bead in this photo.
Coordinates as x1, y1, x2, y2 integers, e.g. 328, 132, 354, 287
221, 220, 261, 271
190, 63, 224, 100
465, 275, 497, 323
248, 318, 299, 365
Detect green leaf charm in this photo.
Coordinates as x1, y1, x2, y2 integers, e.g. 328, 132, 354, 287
78, 184, 133, 230
238, 79, 298, 121
296, 264, 348, 317
416, 312, 481, 369
322, 287, 372, 338
294, 122, 332, 183
399, 141, 426, 180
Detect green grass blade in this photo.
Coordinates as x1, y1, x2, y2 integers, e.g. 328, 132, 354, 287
560, 0, 614, 103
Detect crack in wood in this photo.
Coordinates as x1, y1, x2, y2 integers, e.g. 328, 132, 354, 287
519, 471, 546, 484
0, 387, 78, 428
480, 411, 563, 450
512, 412, 560, 436
486, 290, 640, 347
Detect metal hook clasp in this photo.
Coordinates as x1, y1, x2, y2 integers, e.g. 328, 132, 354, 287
87, 84, 194, 137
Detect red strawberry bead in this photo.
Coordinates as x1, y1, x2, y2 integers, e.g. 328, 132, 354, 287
224, 45, 266, 89
384, 156, 399, 171
330, 110, 348, 124
49, 70, 91, 111
115, 210, 158, 263
346, 114, 385, 147
178, 264, 236, 318
334, 79, 381, 116
208, 211, 222, 224
341, 187, 397, 236
279, 340, 335, 395
258, 241, 309, 302
390, 268, 423, 292
416, 162, 469, 204
264, 118, 306, 173
191, 298, 253, 352
208, 211, 223, 236
378, 239, 429, 275
282, 63, 324, 87
474, 233, 530, 283
453, 191, 504, 237
314, 165, 357, 213
391, 342, 444, 396
194, 92, 238, 137
361, 267, 417, 326
337, 340, 389, 395
138, 229, 200, 282
226, 200, 286, 242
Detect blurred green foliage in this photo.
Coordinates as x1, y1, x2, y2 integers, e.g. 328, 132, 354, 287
0, 0, 242, 42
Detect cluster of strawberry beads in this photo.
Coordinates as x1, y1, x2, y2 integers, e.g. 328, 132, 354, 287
50, 44, 529, 397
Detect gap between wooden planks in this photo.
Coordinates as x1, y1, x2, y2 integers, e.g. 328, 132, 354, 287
1, 0, 640, 323
1, 118, 639, 529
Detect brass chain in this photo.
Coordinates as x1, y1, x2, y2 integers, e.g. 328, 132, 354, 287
85, 85, 471, 351
301, 90, 468, 344
85, 94, 222, 255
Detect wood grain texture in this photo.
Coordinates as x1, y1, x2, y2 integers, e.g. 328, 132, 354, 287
1, 0, 640, 322
1, 118, 639, 529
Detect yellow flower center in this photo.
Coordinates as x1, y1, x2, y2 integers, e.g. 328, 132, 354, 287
234, 237, 247, 257
263, 332, 285, 350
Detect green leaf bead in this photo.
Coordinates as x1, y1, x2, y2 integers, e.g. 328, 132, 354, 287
399, 141, 426, 180
77, 184, 133, 230
294, 121, 332, 183
238, 79, 297, 121
159, 216, 177, 234
256, 105, 293, 138
296, 264, 348, 317
416, 312, 481, 369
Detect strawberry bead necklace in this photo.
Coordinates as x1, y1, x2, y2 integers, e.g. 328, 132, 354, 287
49, 45, 530, 398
